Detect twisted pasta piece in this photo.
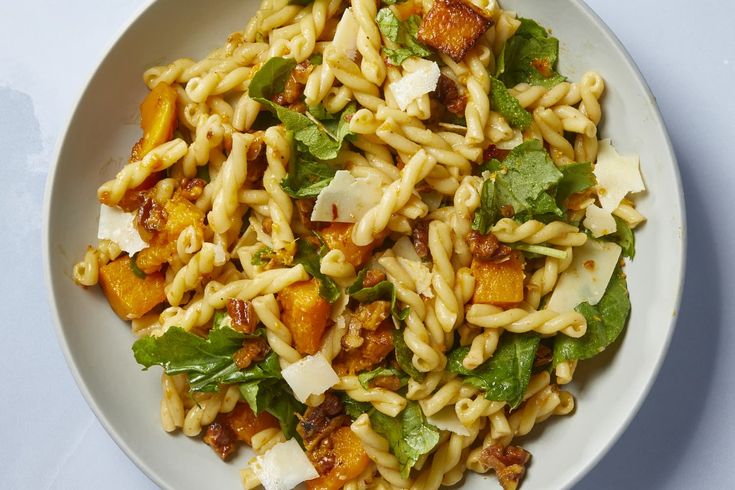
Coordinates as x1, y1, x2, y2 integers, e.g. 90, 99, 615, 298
97, 139, 187, 205
555, 360, 578, 385
462, 327, 501, 370
160, 373, 187, 432
411, 425, 481, 490
165, 243, 228, 306
181, 114, 225, 177
525, 247, 573, 310
72, 246, 100, 286
491, 218, 588, 247
251, 294, 302, 367
351, 414, 413, 489
417, 378, 463, 417
325, 49, 382, 112
463, 47, 492, 146
208, 132, 253, 234
176, 224, 204, 264
353, 0, 386, 86
262, 126, 295, 249
182, 385, 240, 436
334, 375, 407, 417
455, 392, 505, 428
466, 304, 587, 338
428, 221, 459, 333
320, 249, 357, 286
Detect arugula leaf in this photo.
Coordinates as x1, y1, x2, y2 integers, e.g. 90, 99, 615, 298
307, 103, 336, 121
376, 9, 432, 66
490, 77, 532, 130
357, 366, 408, 390
248, 57, 296, 101
341, 395, 373, 420
448, 332, 540, 409
392, 328, 425, 382
239, 378, 305, 439
497, 18, 566, 88
293, 239, 341, 303
605, 216, 635, 259
129, 253, 146, 278
347, 268, 409, 320
281, 151, 339, 198
308, 53, 323, 65
556, 162, 596, 207
553, 267, 631, 365
472, 140, 563, 233
369, 401, 440, 478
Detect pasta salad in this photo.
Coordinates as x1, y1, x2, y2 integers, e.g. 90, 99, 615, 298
73, 0, 646, 488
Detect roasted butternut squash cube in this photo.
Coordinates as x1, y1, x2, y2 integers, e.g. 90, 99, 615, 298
98, 256, 166, 319
307, 427, 370, 490
132, 82, 178, 160
225, 402, 280, 446
320, 223, 381, 269
417, 0, 493, 62
278, 279, 331, 355
471, 252, 525, 306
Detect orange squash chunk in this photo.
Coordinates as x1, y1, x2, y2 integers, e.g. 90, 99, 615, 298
278, 279, 331, 355
417, 0, 493, 62
131, 82, 178, 160
98, 256, 166, 319
307, 427, 370, 490
225, 402, 280, 446
471, 252, 525, 307
320, 223, 382, 269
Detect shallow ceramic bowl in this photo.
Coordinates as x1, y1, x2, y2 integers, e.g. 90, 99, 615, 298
43, 0, 686, 488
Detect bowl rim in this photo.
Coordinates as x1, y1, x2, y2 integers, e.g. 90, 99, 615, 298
42, 0, 687, 488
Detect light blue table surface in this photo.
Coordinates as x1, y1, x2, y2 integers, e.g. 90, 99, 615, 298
1, 0, 733, 488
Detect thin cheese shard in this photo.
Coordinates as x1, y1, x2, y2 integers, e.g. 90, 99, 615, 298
547, 239, 621, 313
281, 353, 340, 403
583, 204, 617, 238
250, 439, 319, 490
594, 139, 645, 212
427, 406, 471, 436
97, 205, 147, 255
332, 8, 359, 60
389, 59, 441, 111
311, 170, 382, 223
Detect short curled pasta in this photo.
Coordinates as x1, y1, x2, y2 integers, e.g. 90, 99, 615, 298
466, 304, 587, 338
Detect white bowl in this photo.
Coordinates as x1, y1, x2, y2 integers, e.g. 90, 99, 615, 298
43, 0, 686, 488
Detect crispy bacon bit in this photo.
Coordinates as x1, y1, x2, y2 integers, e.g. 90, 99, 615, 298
467, 230, 512, 262
533, 343, 552, 368
371, 375, 402, 391
233, 337, 270, 369
483, 144, 511, 162
179, 178, 206, 201
417, 0, 493, 62
362, 269, 386, 289
227, 299, 258, 333
298, 393, 349, 453
334, 321, 394, 375
341, 301, 392, 352
433, 74, 467, 115
203, 421, 239, 460
137, 196, 167, 235
479, 444, 532, 490
412, 220, 431, 259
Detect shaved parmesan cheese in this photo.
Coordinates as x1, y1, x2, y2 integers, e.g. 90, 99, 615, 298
332, 8, 359, 60
427, 407, 471, 436
311, 170, 382, 223
281, 353, 340, 403
583, 204, 617, 238
389, 60, 441, 111
97, 205, 147, 255
330, 292, 350, 320
594, 139, 645, 212
250, 439, 319, 490
547, 239, 622, 313
397, 257, 434, 298
495, 129, 523, 150
393, 236, 421, 262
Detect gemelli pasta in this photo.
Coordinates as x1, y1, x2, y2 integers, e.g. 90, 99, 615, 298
73, 0, 646, 488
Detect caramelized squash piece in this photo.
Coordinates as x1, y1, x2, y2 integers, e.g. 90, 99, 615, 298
225, 402, 280, 446
278, 279, 331, 355
98, 256, 166, 319
332, 321, 394, 376
417, 0, 493, 62
307, 427, 370, 490
320, 223, 381, 269
132, 82, 178, 160
471, 252, 525, 307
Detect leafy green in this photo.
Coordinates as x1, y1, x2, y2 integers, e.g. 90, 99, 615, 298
357, 366, 408, 390
392, 328, 425, 382
490, 77, 532, 130
341, 395, 373, 420
280, 152, 339, 198
553, 267, 631, 365
472, 140, 563, 233
293, 239, 341, 303
308, 53, 323, 65
129, 253, 146, 278
496, 18, 566, 88
307, 103, 336, 121
448, 332, 540, 409
251, 246, 275, 266
556, 162, 596, 207
239, 378, 305, 439
370, 401, 440, 478
195, 164, 211, 183
606, 216, 636, 259
376, 8, 432, 66
347, 268, 409, 320
248, 57, 296, 100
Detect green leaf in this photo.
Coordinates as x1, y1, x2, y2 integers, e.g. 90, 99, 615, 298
196, 164, 211, 183
392, 328, 425, 382
357, 366, 408, 390
497, 18, 566, 88
239, 378, 305, 439
341, 395, 373, 420
129, 253, 146, 278
307, 103, 336, 121
606, 216, 636, 259
490, 77, 532, 130
280, 151, 339, 199
308, 53, 323, 65
556, 162, 596, 207
376, 9, 432, 66
248, 57, 297, 101
293, 239, 341, 303
448, 332, 540, 409
472, 178, 498, 234
553, 266, 631, 364
347, 268, 409, 320
369, 401, 440, 478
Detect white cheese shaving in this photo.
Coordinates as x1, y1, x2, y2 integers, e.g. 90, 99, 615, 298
389, 59, 441, 111
393, 236, 421, 262
97, 204, 147, 255
330, 292, 350, 320
332, 8, 359, 60
594, 139, 646, 212
583, 204, 617, 238
248, 216, 273, 248
311, 170, 382, 223
546, 239, 622, 313
250, 439, 319, 490
397, 257, 434, 298
426, 407, 471, 436
495, 129, 524, 150
281, 353, 340, 403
